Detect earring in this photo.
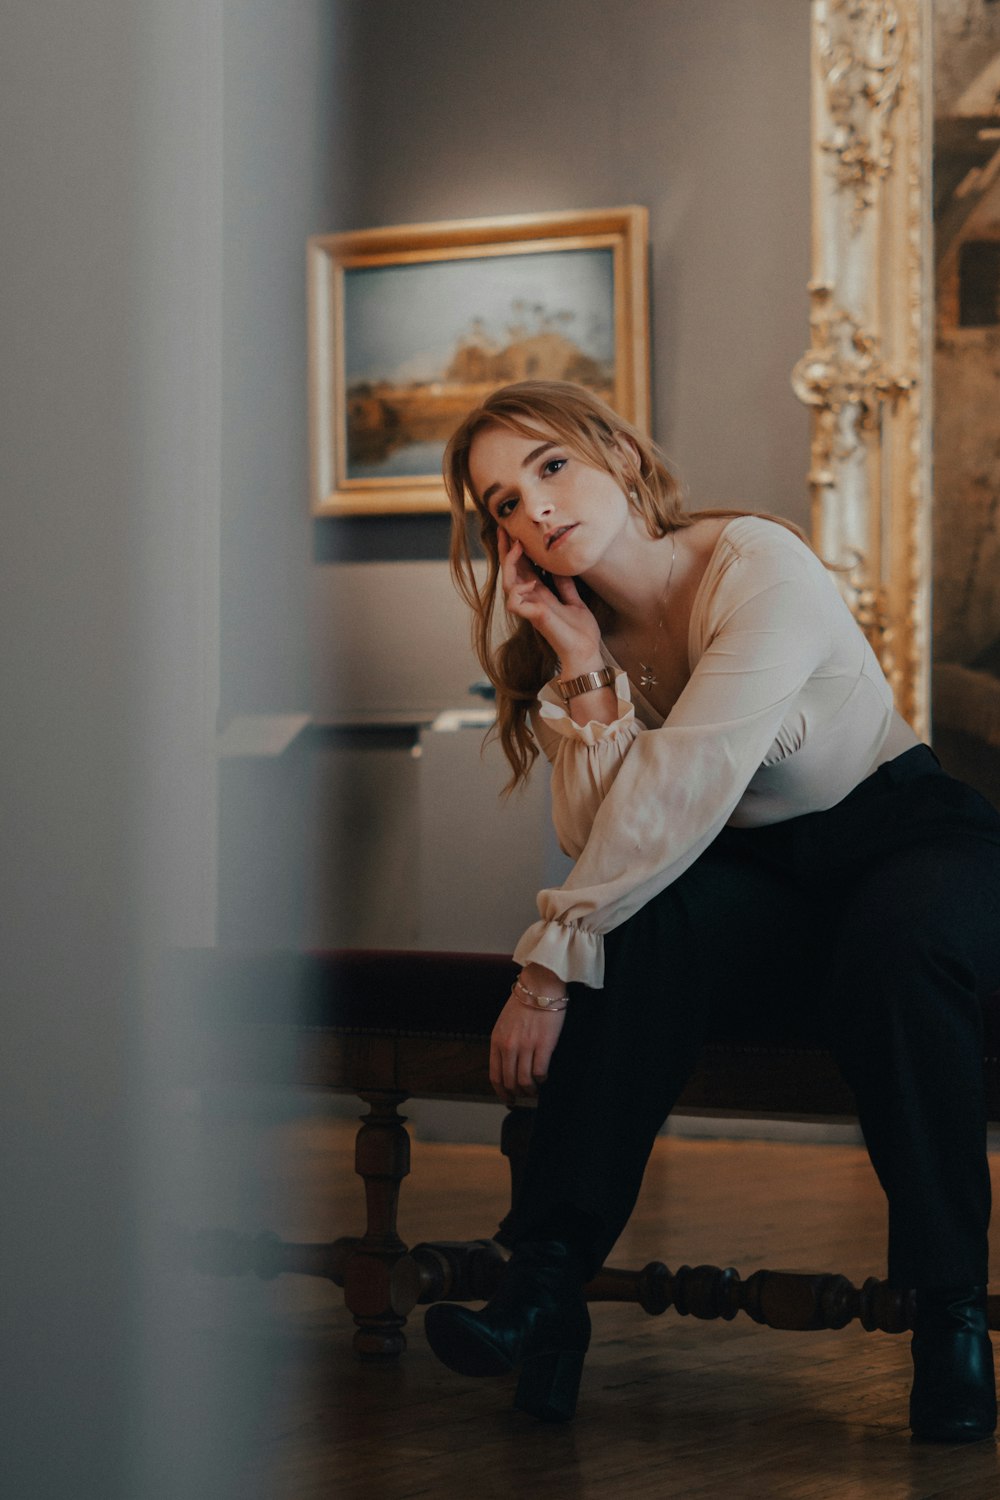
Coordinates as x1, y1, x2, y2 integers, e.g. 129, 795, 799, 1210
628, 488, 638, 501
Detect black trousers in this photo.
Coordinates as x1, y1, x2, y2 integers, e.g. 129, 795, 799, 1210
502, 745, 1000, 1288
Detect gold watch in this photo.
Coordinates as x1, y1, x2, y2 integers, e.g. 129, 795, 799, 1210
555, 666, 616, 702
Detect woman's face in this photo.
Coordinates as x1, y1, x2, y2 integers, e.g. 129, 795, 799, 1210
467, 424, 635, 576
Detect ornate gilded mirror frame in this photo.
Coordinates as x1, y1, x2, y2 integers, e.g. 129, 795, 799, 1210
795, 0, 932, 736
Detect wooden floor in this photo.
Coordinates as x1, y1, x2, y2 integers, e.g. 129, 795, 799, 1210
191, 1111, 1000, 1499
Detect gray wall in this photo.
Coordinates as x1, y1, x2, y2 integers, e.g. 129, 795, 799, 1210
215, 0, 815, 719
322, 0, 812, 575
220, 2, 343, 718
291, 0, 815, 954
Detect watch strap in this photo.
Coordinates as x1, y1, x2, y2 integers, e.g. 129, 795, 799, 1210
555, 666, 616, 702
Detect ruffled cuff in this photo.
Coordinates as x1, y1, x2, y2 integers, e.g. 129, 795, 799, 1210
537, 670, 636, 747
513, 919, 605, 990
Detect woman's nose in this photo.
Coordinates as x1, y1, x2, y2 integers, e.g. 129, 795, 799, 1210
523, 489, 554, 523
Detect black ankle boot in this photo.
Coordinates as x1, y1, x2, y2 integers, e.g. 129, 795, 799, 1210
424, 1239, 591, 1422
909, 1286, 997, 1443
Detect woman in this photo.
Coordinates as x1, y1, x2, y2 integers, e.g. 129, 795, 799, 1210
423, 380, 1000, 1439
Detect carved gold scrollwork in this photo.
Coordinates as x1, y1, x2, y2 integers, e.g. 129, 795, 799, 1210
846, 560, 894, 674
791, 281, 914, 480
816, 0, 905, 227
801, 0, 930, 733
792, 280, 906, 681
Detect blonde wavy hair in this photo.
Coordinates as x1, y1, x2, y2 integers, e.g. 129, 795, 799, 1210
444, 380, 822, 792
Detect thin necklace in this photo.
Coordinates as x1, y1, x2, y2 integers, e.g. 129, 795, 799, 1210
635, 534, 677, 691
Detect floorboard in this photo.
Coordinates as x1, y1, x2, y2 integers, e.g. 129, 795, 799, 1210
186, 1112, 1000, 1499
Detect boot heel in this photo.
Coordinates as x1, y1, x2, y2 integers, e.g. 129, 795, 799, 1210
514, 1347, 585, 1423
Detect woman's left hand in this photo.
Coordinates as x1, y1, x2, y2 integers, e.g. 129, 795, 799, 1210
489, 965, 568, 1105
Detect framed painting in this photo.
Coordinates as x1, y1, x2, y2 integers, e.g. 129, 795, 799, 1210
307, 207, 649, 516
929, 0, 1000, 808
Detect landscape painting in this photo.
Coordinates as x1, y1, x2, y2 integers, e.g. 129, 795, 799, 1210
308, 208, 649, 515
343, 249, 614, 481
931, 2, 1000, 807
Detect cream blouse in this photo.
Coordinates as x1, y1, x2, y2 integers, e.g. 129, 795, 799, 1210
512, 514, 916, 989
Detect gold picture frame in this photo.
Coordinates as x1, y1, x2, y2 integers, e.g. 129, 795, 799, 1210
796, 0, 933, 736
307, 206, 650, 517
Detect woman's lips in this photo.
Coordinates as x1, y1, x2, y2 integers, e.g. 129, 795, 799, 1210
546, 524, 578, 551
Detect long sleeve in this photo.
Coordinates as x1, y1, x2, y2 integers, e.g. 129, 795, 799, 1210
514, 529, 835, 988
530, 670, 644, 858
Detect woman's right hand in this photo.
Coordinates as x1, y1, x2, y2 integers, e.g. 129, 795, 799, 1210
489, 978, 568, 1104
498, 529, 602, 669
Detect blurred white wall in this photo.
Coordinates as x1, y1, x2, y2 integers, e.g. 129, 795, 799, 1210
2, 2, 338, 1495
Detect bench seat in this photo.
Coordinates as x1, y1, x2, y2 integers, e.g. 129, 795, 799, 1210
173, 948, 1000, 1357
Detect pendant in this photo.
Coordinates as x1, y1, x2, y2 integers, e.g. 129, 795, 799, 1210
639, 663, 658, 690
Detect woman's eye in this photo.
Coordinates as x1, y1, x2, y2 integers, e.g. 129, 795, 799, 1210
497, 496, 517, 518
543, 458, 567, 477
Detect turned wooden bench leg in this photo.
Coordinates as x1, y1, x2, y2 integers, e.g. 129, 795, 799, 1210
182, 1087, 507, 1361
186, 1086, 1000, 1347
344, 1089, 423, 1360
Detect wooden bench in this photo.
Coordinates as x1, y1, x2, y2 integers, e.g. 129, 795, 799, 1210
173, 948, 1000, 1358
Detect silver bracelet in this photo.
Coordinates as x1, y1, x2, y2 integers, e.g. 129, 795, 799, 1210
514, 977, 569, 1012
